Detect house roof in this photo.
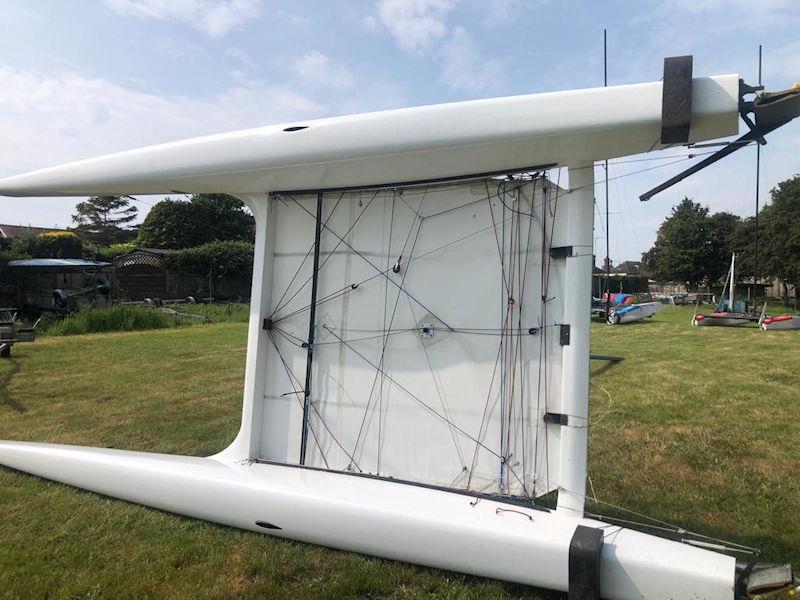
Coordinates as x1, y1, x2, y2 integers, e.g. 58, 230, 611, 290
613, 260, 648, 276
0, 224, 68, 239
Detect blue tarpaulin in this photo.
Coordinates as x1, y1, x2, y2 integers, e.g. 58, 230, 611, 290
8, 259, 111, 269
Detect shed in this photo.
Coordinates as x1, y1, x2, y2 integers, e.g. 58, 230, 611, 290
113, 248, 208, 301
7, 258, 113, 312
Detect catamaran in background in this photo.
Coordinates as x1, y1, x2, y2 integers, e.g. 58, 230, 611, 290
692, 253, 756, 327
759, 303, 800, 331
608, 300, 664, 324
1, 56, 800, 599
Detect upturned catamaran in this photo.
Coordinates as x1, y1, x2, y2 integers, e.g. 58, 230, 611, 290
2, 56, 799, 599
607, 300, 664, 324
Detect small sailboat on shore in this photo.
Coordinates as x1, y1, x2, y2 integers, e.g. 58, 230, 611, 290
608, 300, 664, 324
692, 254, 753, 327
759, 303, 800, 330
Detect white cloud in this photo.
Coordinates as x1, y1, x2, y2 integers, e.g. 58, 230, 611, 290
292, 51, 354, 89
769, 41, 800, 85
0, 64, 325, 226
373, 0, 458, 53
438, 26, 505, 94
102, 0, 261, 37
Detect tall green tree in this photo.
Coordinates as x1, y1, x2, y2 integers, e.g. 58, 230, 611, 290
642, 198, 714, 289
72, 195, 138, 246
707, 211, 741, 283
136, 194, 254, 249
760, 175, 800, 307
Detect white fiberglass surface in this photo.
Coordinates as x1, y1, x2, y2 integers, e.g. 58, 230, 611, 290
259, 176, 571, 499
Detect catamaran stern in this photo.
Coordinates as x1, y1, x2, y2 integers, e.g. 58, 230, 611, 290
0, 440, 749, 600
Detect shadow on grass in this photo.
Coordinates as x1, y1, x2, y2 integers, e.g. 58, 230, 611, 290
0, 358, 26, 413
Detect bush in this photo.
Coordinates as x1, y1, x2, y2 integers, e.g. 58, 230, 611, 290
163, 240, 254, 277
95, 242, 137, 262
12, 231, 83, 259
40, 306, 193, 336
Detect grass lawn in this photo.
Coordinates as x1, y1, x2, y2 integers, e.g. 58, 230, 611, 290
1, 306, 798, 599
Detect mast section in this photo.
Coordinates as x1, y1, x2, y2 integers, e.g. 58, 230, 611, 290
299, 192, 324, 465
556, 163, 594, 515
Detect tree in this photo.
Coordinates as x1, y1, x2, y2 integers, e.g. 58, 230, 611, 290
760, 175, 800, 308
136, 194, 254, 249
11, 231, 83, 258
707, 211, 741, 283
642, 198, 714, 289
729, 216, 756, 279
72, 196, 138, 247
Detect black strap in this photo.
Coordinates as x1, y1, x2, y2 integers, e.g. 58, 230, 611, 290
660, 55, 693, 144
568, 525, 604, 600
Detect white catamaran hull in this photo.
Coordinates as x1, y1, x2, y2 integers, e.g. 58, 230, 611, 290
0, 440, 735, 600
608, 302, 664, 324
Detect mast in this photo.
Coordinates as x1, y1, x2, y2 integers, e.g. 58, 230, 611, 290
754, 44, 762, 298
603, 28, 611, 320
730, 253, 736, 311
299, 192, 324, 465
556, 163, 594, 515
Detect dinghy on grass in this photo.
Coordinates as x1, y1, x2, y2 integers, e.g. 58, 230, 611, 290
692, 254, 755, 327
2, 57, 799, 599
607, 301, 664, 324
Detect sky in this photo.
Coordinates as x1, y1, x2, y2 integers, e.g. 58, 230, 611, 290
1, 0, 799, 264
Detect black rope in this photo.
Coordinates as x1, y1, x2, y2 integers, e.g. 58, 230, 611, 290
270, 191, 346, 318
267, 329, 362, 471
269, 190, 373, 319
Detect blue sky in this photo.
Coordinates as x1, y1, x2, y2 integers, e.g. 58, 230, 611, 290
1, 0, 799, 263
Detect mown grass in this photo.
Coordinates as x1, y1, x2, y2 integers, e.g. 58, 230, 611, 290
0, 306, 798, 599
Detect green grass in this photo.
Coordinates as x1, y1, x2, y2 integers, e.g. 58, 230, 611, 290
1, 306, 798, 598
39, 303, 250, 337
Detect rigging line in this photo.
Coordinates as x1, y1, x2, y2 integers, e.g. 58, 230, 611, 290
286, 193, 454, 331
487, 181, 511, 296
499, 180, 508, 491
271, 207, 531, 326
273, 188, 429, 324
266, 330, 329, 468
551, 482, 759, 552
539, 167, 563, 497
378, 191, 399, 474
422, 179, 529, 221
496, 175, 547, 217
324, 325, 508, 463
403, 292, 467, 469
347, 196, 428, 464
514, 180, 537, 489
593, 199, 607, 235
279, 324, 565, 344
270, 190, 375, 319
466, 307, 508, 490
299, 192, 325, 466
584, 514, 758, 554
267, 329, 362, 471
269, 191, 346, 318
